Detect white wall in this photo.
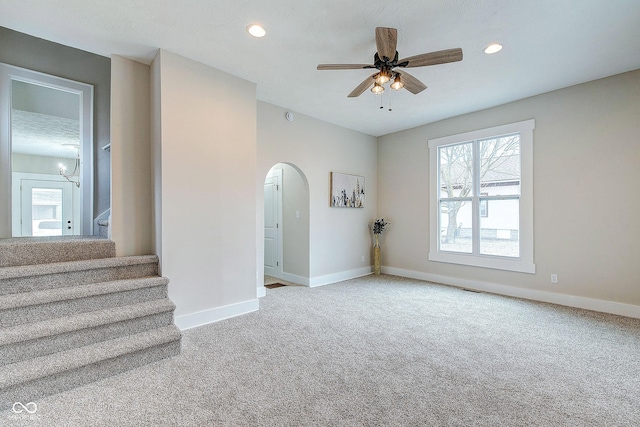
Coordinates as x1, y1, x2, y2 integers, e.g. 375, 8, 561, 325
279, 163, 310, 278
110, 55, 152, 256
151, 50, 258, 329
378, 69, 640, 314
257, 102, 377, 286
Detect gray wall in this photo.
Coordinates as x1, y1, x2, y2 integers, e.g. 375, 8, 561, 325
0, 26, 111, 223
377, 69, 640, 311
257, 102, 378, 286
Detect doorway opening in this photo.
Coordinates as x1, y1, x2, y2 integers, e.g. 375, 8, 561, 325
263, 163, 310, 287
0, 62, 93, 237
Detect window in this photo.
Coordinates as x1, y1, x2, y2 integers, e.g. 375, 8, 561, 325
428, 120, 535, 273
479, 193, 488, 218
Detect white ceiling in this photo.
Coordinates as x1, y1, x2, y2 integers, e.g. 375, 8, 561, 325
1, 0, 639, 137
11, 80, 81, 158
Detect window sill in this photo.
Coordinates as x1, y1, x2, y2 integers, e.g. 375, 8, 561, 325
428, 251, 536, 274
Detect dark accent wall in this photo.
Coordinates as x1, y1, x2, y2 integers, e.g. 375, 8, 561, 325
0, 26, 111, 226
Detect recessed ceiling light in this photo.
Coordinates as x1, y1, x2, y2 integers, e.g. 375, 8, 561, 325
484, 43, 503, 54
247, 24, 266, 38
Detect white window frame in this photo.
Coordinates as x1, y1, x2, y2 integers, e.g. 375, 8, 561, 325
428, 119, 535, 274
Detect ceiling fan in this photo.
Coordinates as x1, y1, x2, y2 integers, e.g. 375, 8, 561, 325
317, 27, 463, 97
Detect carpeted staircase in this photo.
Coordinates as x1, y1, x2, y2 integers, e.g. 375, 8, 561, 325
0, 237, 181, 409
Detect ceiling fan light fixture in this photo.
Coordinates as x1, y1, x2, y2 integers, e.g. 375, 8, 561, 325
371, 82, 385, 95
375, 70, 391, 85
317, 27, 461, 99
391, 75, 404, 91
246, 24, 266, 38
484, 43, 503, 54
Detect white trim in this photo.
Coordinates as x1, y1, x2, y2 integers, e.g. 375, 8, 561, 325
428, 252, 536, 274
257, 286, 266, 298
427, 120, 535, 148
0, 62, 94, 237
0, 65, 10, 237
428, 119, 535, 274
280, 271, 309, 286
309, 267, 372, 288
174, 299, 259, 330
383, 266, 640, 319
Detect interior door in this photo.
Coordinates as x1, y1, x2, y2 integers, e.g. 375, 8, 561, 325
264, 169, 282, 277
20, 179, 74, 236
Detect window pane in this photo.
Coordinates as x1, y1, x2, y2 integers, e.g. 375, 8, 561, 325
439, 201, 472, 253
439, 142, 473, 198
480, 199, 519, 257
32, 188, 63, 236
479, 135, 520, 196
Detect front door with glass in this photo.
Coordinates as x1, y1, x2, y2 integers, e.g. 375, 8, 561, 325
19, 179, 75, 236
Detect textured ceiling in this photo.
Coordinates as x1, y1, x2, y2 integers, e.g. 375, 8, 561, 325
12, 110, 80, 158
1, 0, 639, 136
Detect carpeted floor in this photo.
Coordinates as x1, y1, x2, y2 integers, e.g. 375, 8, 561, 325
3, 274, 640, 426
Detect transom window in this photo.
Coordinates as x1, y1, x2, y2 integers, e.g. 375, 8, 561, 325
428, 120, 535, 273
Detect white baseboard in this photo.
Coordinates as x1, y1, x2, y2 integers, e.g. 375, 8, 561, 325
257, 286, 266, 298
280, 271, 309, 286
383, 266, 640, 319
264, 269, 371, 288
175, 299, 259, 330
309, 267, 372, 288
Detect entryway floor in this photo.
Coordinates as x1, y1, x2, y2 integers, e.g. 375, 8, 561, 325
264, 275, 300, 287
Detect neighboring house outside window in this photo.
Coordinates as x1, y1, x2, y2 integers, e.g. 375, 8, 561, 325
428, 119, 535, 273
479, 193, 488, 218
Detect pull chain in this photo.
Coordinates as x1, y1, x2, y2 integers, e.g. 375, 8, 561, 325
377, 89, 394, 111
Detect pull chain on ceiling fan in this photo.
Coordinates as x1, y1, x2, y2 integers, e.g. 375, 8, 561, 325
317, 27, 463, 97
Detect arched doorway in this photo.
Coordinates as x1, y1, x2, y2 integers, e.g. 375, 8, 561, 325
263, 163, 310, 287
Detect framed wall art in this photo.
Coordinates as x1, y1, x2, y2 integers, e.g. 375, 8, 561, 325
330, 172, 365, 208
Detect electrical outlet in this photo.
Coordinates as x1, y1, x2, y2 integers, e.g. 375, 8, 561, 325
361, 255, 365, 263
551, 274, 558, 284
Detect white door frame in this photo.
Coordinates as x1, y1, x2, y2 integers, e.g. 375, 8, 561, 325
0, 62, 94, 237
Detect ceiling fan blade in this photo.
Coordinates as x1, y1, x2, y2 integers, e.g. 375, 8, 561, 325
395, 70, 427, 94
398, 48, 463, 68
348, 73, 377, 97
317, 64, 375, 70
375, 27, 398, 61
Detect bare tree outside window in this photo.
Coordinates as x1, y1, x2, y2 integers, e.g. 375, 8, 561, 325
438, 134, 520, 255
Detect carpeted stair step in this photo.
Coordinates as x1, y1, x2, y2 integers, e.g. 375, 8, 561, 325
0, 325, 182, 409
0, 277, 169, 327
0, 255, 160, 295
0, 299, 176, 365
0, 236, 115, 268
